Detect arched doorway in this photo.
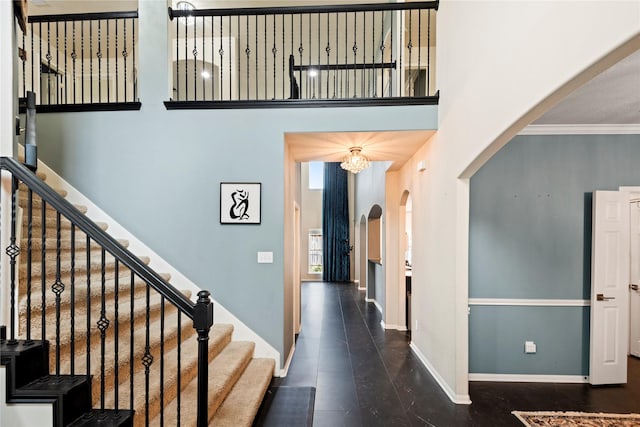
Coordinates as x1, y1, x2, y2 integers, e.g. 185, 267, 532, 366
399, 191, 412, 331
367, 205, 383, 302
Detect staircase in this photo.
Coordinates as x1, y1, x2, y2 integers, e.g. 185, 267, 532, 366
0, 159, 274, 426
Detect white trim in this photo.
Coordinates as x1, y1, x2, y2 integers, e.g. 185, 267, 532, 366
381, 321, 406, 331
366, 298, 383, 314
358, 286, 366, 291
469, 373, 589, 383
410, 342, 472, 405
33, 156, 282, 370
276, 343, 296, 377
520, 124, 640, 135
468, 298, 590, 307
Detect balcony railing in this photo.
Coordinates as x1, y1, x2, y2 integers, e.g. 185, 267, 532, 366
18, 11, 141, 112
165, 1, 438, 109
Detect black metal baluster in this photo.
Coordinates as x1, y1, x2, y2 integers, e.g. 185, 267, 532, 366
281, 14, 285, 100
184, 16, 188, 100
25, 190, 33, 343
255, 15, 258, 100
81, 20, 85, 103
418, 8, 422, 96
317, 13, 320, 99
199, 16, 204, 101
175, 17, 179, 100
389, 10, 394, 96
132, 17, 136, 100
264, 14, 267, 100
21, 32, 26, 97
219, 16, 224, 100
344, 14, 348, 98
407, 10, 412, 96
53, 212, 64, 375
115, 18, 118, 102
372, 11, 376, 97
160, 296, 165, 425
427, 9, 431, 96
336, 12, 340, 98
326, 13, 330, 99
114, 260, 119, 412
143, 285, 152, 427
46, 22, 51, 104
107, 20, 110, 102
298, 15, 303, 98
211, 15, 215, 101
30, 23, 34, 101
98, 248, 109, 411
6, 177, 19, 344
70, 225, 75, 374
380, 11, 385, 98
63, 22, 67, 103
246, 16, 250, 100
238, 15, 241, 100
362, 12, 366, 97
129, 271, 135, 412
55, 22, 59, 104
229, 16, 232, 100
38, 22, 42, 104
90, 20, 93, 103
41, 200, 47, 342
352, 12, 357, 98
176, 310, 182, 426
193, 16, 197, 101
72, 22, 77, 103
86, 235, 91, 383
307, 13, 311, 99
272, 14, 277, 99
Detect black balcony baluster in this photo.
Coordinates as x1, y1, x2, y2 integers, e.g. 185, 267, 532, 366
160, 296, 165, 425
229, 16, 232, 99
70, 224, 76, 374
115, 19, 118, 102
21, 32, 26, 97
175, 17, 179, 101
418, 9, 422, 95
129, 271, 135, 411
86, 234, 91, 383
238, 15, 242, 100
114, 260, 120, 412
220, 16, 224, 100
38, 22, 42, 104
407, 10, 413, 96
30, 23, 34, 100
107, 19, 110, 102
282, 14, 285, 99
6, 177, 19, 344
272, 14, 277, 100
427, 9, 431, 96
81, 21, 85, 103
372, 11, 376, 97
193, 16, 197, 101
183, 16, 188, 101
63, 22, 67, 103
47, 22, 51, 104
41, 200, 47, 342
25, 190, 33, 343
380, 12, 385, 98
201, 16, 205, 101
54, 211, 64, 375
132, 17, 136, 101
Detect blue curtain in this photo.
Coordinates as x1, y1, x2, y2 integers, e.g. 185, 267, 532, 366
322, 162, 350, 282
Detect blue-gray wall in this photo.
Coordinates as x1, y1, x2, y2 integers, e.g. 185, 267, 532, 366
33, 1, 437, 363
469, 134, 640, 375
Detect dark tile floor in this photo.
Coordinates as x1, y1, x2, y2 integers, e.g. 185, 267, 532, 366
256, 281, 640, 426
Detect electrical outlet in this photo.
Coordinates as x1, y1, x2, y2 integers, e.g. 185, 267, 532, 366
525, 341, 537, 354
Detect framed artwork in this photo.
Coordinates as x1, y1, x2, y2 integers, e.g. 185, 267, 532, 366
220, 182, 261, 224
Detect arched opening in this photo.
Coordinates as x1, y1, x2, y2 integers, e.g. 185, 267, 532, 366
399, 191, 412, 331
359, 215, 367, 291
367, 205, 383, 301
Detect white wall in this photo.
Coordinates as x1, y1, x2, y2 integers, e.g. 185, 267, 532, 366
409, 0, 640, 403
300, 163, 323, 281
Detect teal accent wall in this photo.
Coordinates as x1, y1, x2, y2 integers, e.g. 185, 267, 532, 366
33, 1, 437, 364
469, 134, 640, 375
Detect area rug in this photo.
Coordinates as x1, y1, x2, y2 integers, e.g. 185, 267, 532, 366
512, 411, 640, 426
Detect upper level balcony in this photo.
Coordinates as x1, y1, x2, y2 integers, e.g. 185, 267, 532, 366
18, 1, 438, 112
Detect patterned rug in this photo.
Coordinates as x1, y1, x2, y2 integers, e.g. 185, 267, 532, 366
512, 411, 640, 426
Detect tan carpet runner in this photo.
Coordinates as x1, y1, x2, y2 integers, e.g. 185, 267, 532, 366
16, 170, 273, 426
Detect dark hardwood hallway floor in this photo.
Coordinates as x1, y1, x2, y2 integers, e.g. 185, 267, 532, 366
255, 281, 640, 426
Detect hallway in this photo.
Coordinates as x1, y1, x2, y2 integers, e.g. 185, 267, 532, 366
255, 282, 640, 426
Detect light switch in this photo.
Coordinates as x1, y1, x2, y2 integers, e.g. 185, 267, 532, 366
525, 341, 537, 354
257, 251, 273, 264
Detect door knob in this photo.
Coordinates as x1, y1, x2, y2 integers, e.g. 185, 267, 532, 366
630, 284, 639, 291
596, 293, 615, 301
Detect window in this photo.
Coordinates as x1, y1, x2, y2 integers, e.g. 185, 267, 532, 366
308, 161, 324, 190
308, 229, 323, 273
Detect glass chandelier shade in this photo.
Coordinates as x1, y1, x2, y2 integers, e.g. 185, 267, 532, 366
340, 147, 370, 174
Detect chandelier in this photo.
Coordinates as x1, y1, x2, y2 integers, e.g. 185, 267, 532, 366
340, 147, 370, 174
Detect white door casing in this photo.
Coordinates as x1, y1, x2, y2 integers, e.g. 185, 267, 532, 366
629, 199, 640, 357
590, 190, 629, 385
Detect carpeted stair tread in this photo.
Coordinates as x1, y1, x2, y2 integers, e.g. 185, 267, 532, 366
210, 358, 275, 427
18, 182, 68, 197
17, 272, 174, 319
149, 340, 256, 427
19, 198, 88, 215
21, 236, 128, 252
106, 325, 237, 427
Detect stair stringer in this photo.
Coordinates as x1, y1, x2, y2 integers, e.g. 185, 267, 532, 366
0, 366, 53, 427
32, 155, 282, 375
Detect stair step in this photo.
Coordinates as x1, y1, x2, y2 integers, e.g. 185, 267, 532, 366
68, 409, 134, 427
19, 197, 88, 215
13, 374, 92, 426
106, 324, 236, 427
18, 183, 68, 198
210, 358, 275, 427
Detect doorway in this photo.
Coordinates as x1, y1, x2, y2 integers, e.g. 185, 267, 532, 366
399, 191, 412, 331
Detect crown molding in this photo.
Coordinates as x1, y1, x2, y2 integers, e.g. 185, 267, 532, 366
520, 124, 640, 135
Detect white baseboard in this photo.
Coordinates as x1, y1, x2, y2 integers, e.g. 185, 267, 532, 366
34, 155, 281, 371
469, 373, 589, 383
410, 342, 472, 405
277, 343, 296, 377
365, 298, 383, 314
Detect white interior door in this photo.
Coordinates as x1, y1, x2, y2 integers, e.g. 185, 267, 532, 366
590, 190, 629, 385
629, 200, 640, 357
